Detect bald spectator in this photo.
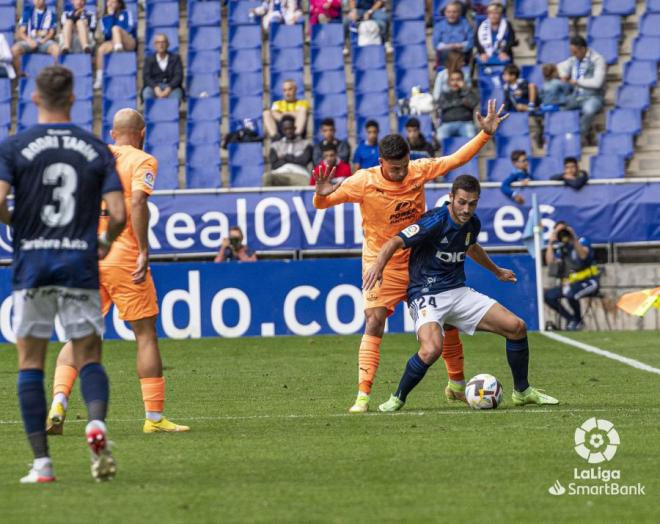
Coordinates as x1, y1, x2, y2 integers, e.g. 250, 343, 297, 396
142, 33, 184, 103
12, 0, 60, 76
263, 79, 310, 139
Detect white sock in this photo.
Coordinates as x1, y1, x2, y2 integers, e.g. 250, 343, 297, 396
357, 391, 369, 399
53, 392, 68, 410
146, 411, 162, 422
113, 43, 123, 52
33, 456, 52, 469
86, 419, 107, 433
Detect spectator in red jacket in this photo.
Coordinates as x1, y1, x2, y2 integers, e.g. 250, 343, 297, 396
310, 0, 342, 25
311, 143, 352, 185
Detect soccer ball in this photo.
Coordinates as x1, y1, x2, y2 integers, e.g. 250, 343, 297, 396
465, 373, 503, 410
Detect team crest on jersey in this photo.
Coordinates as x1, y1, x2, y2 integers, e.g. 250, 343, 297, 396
144, 172, 155, 189
401, 224, 420, 238
465, 232, 471, 246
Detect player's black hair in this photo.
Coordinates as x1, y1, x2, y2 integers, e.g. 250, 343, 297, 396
36, 65, 74, 112
365, 120, 379, 131
564, 156, 578, 166
280, 114, 295, 126
510, 150, 527, 163
378, 134, 410, 160
320, 142, 337, 153
320, 118, 335, 128
503, 64, 520, 78
570, 35, 588, 48
405, 117, 420, 129
451, 175, 481, 196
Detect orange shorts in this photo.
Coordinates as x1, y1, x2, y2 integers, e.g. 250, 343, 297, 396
99, 265, 159, 322
362, 266, 409, 314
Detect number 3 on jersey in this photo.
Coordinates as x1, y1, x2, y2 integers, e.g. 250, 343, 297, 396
41, 163, 78, 227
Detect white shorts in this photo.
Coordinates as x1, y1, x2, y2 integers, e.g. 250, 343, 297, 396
12, 286, 104, 340
409, 287, 497, 336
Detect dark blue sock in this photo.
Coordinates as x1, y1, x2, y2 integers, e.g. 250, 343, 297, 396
506, 337, 530, 393
17, 369, 48, 458
80, 363, 109, 422
394, 353, 430, 402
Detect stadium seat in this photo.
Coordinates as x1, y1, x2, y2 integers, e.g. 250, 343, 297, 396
395, 68, 430, 98
530, 156, 563, 180
514, 0, 548, 20
270, 24, 304, 49
228, 0, 260, 26
146, 27, 179, 53
623, 61, 657, 87
187, 1, 221, 27
74, 76, 93, 101
496, 135, 532, 158
521, 65, 545, 87
355, 92, 389, 117
270, 48, 304, 73
544, 111, 580, 136
0, 125, 8, 140
18, 102, 38, 130
479, 86, 505, 114
310, 46, 344, 72
228, 143, 265, 188
228, 71, 262, 96
189, 97, 222, 122
70, 105, 95, 128
188, 50, 221, 74
311, 23, 344, 48
446, 158, 479, 181
19, 78, 36, 101
146, 1, 178, 27
103, 76, 136, 101
497, 112, 530, 138
397, 114, 434, 141
590, 38, 619, 65
0, 7, 15, 32
640, 13, 660, 36
147, 146, 179, 189
392, 21, 426, 46
546, 133, 581, 159
228, 25, 261, 50
356, 115, 391, 141
441, 136, 470, 155
616, 85, 651, 110
391, 0, 425, 20
354, 68, 389, 94
632, 37, 660, 62
606, 108, 642, 135
394, 45, 429, 70
598, 132, 634, 159
536, 39, 570, 64
271, 71, 305, 99
0, 78, 10, 102
0, 105, 10, 128
21, 54, 54, 78
61, 54, 92, 77
228, 49, 262, 73
189, 27, 222, 51
104, 52, 137, 76
649, 0, 660, 13
186, 166, 222, 190
146, 122, 178, 146
535, 17, 569, 43
557, 0, 591, 17
312, 70, 347, 95
487, 157, 515, 182
186, 144, 221, 170
314, 116, 348, 141
352, 45, 386, 71
188, 74, 221, 98
589, 154, 625, 179
602, 0, 636, 16
314, 94, 348, 118
145, 98, 179, 122
187, 121, 221, 146
588, 15, 621, 40
228, 95, 263, 128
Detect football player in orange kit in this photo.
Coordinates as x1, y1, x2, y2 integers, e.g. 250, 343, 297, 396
47, 108, 190, 433
313, 99, 508, 413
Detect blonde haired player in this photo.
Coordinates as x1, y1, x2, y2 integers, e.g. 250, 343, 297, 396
47, 108, 189, 434
314, 100, 508, 413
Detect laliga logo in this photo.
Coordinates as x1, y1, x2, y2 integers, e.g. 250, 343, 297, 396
574, 417, 620, 464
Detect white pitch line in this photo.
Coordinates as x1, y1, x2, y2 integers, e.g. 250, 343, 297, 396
541, 331, 660, 376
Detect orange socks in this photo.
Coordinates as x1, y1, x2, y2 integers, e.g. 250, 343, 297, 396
140, 377, 165, 414
53, 365, 78, 399
441, 327, 465, 384
358, 335, 382, 394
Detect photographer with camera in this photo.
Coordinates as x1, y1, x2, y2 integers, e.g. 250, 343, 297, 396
543, 221, 600, 330
214, 226, 257, 263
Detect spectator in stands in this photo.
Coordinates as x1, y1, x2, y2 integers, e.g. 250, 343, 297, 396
501, 150, 531, 204
263, 79, 310, 139
539, 63, 572, 110
345, 1, 389, 47
432, 1, 474, 67
250, 0, 303, 30
60, 0, 96, 55
437, 70, 478, 141
502, 64, 537, 112
475, 2, 516, 66
310, 0, 342, 25
94, 0, 137, 90
405, 118, 435, 160
551, 157, 588, 190
12, 0, 60, 77
432, 50, 472, 99
264, 115, 313, 186
0, 34, 15, 79
544, 221, 600, 331
352, 120, 380, 171
214, 226, 257, 263
311, 143, 352, 185
558, 36, 606, 145
312, 118, 350, 166
142, 34, 184, 103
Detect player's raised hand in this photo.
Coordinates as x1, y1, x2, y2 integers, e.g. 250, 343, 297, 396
495, 267, 517, 283
476, 99, 509, 136
363, 263, 384, 291
313, 163, 338, 197
132, 252, 148, 284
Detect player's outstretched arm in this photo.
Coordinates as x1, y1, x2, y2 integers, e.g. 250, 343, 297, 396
0, 181, 12, 225
467, 243, 517, 283
363, 236, 405, 290
99, 190, 126, 260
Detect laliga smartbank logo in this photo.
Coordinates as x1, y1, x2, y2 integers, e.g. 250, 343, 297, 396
547, 418, 646, 497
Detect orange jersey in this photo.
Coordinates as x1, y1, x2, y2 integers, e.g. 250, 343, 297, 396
313, 132, 490, 270
100, 144, 157, 266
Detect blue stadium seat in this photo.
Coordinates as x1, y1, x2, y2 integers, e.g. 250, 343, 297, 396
392, 0, 425, 20
146, 27, 179, 53
312, 70, 347, 95
394, 45, 429, 70
598, 132, 634, 159
146, 1, 178, 27
314, 94, 348, 118
145, 98, 179, 122
589, 154, 625, 179
188, 50, 221, 74
228, 49, 262, 73
188, 74, 221, 98
497, 113, 530, 138
103, 76, 136, 100
228, 143, 264, 188
145, 144, 178, 188
535, 17, 569, 43
441, 136, 471, 155
557, 0, 591, 17
270, 23, 303, 49
228, 25, 261, 50
602, 0, 636, 16
521, 64, 545, 87
355, 92, 389, 117
18, 102, 38, 130
187, 1, 221, 27
590, 38, 619, 65
19, 78, 36, 101
487, 158, 514, 182
270, 48, 304, 73
354, 68, 389, 94
446, 158, 479, 181
536, 39, 570, 64
270, 70, 305, 99
395, 68, 430, 98
314, 116, 348, 141
0, 7, 15, 32
479, 86, 505, 115
61, 54, 92, 77
606, 108, 642, 135
588, 15, 621, 40
311, 22, 344, 48
189, 97, 222, 122
228, 0, 260, 26
0, 125, 8, 141
186, 144, 221, 170
530, 156, 563, 180
189, 27, 222, 51
616, 85, 651, 110
640, 13, 660, 36
496, 135, 532, 158
228, 95, 263, 128
623, 61, 657, 87
104, 52, 136, 76
0, 78, 10, 102
228, 71, 262, 96
514, 0, 548, 20
74, 76, 93, 101
546, 133, 581, 159
0, 103, 9, 127
187, 121, 221, 146
649, 0, 660, 13
397, 114, 434, 141
544, 111, 580, 136
186, 167, 222, 190
103, 99, 137, 125
71, 101, 93, 126
632, 37, 660, 62
392, 21, 426, 46
22, 54, 54, 78
356, 115, 391, 141
310, 46, 344, 72
146, 122, 178, 146
352, 45, 386, 71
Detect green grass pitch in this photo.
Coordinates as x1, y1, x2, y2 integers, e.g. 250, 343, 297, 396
1, 331, 659, 523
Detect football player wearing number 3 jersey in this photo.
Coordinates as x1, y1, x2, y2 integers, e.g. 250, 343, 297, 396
0, 66, 127, 483
313, 100, 508, 413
